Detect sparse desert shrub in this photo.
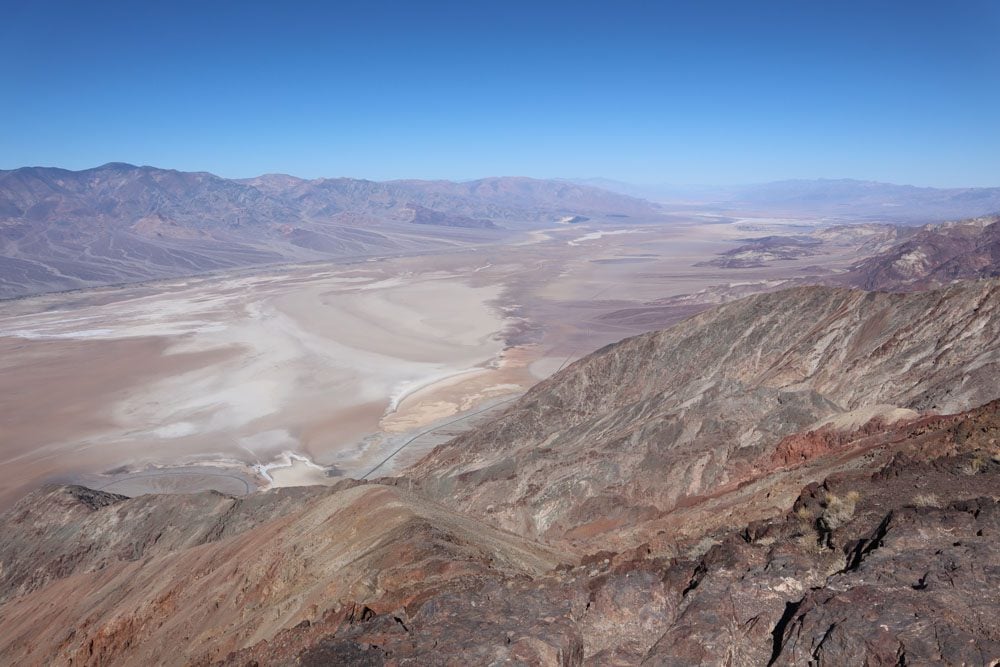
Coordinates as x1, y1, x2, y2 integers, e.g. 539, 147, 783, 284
818, 490, 860, 531
962, 454, 987, 475
686, 536, 718, 558
912, 493, 941, 507
795, 532, 821, 551
794, 506, 817, 545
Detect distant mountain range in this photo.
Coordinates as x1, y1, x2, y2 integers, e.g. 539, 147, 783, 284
572, 177, 1000, 222
5, 163, 999, 300
0, 163, 662, 298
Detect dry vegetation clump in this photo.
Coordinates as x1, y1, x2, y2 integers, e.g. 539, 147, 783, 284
818, 490, 860, 532
912, 493, 941, 507
962, 453, 988, 476
793, 506, 816, 546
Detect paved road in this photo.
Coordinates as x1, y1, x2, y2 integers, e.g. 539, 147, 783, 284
361, 395, 522, 480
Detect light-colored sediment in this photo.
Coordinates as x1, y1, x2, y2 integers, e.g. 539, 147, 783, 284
0, 262, 521, 506
811, 404, 920, 431
255, 452, 330, 487
0, 217, 888, 506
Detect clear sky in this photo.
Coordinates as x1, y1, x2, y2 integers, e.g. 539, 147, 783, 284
2, 1, 998, 186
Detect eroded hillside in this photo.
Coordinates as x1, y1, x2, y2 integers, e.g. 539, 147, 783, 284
2, 281, 999, 665
406, 281, 1000, 549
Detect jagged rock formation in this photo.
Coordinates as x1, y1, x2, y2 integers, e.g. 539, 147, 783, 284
407, 281, 1000, 549
3, 401, 998, 665
642, 401, 1000, 665
2, 281, 1000, 665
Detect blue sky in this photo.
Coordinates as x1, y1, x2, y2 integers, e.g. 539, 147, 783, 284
2, 1, 998, 186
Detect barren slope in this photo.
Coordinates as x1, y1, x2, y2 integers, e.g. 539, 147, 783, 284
406, 281, 1000, 547
0, 481, 566, 666
641, 400, 1000, 665
836, 215, 1000, 290
3, 401, 998, 665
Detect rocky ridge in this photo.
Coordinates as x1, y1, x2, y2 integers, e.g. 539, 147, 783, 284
407, 281, 1000, 549
2, 281, 1000, 665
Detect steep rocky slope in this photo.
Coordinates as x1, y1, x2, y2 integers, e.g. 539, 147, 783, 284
3, 400, 998, 665
3, 281, 1000, 665
230, 401, 1000, 665
642, 400, 1000, 665
406, 281, 1000, 548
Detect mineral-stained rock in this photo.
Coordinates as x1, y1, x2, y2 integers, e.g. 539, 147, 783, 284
775, 500, 1000, 666
0, 483, 568, 666
2, 402, 998, 665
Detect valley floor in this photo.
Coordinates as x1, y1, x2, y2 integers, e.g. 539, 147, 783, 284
0, 215, 879, 508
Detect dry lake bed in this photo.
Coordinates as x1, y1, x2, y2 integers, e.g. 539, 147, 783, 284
0, 216, 881, 506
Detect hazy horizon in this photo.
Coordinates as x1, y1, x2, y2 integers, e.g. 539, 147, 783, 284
4, 160, 999, 192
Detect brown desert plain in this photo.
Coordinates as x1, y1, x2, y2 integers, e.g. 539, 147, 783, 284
0, 216, 887, 507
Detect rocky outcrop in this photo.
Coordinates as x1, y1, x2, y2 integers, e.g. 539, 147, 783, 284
405, 281, 1000, 549
5, 396, 993, 665
642, 400, 1000, 665
696, 235, 823, 268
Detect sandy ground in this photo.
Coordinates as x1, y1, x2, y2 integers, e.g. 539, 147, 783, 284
0, 215, 885, 507
0, 264, 525, 506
